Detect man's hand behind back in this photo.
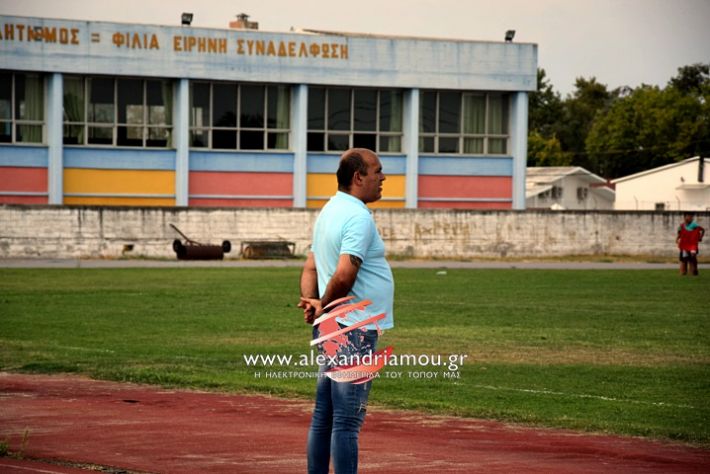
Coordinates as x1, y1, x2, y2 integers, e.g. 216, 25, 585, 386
298, 297, 323, 324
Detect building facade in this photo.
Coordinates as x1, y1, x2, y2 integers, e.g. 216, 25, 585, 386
526, 167, 615, 210
0, 15, 536, 209
613, 157, 709, 211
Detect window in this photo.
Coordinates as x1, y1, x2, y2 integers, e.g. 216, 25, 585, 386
0, 72, 45, 144
576, 187, 588, 201
63, 76, 173, 147
419, 91, 508, 155
190, 82, 290, 150
551, 186, 563, 199
307, 87, 403, 153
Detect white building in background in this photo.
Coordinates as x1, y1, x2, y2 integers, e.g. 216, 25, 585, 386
613, 157, 710, 211
526, 167, 615, 210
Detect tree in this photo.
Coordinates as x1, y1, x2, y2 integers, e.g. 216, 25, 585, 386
668, 63, 710, 95
527, 132, 571, 167
527, 69, 569, 167
556, 77, 616, 171
585, 85, 707, 178
529, 63, 710, 178
585, 64, 710, 179
667, 63, 710, 160
528, 68, 563, 137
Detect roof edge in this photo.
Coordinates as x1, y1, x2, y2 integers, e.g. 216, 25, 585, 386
612, 156, 707, 183
301, 28, 538, 46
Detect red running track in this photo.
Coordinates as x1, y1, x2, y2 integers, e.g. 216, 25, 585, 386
0, 373, 708, 473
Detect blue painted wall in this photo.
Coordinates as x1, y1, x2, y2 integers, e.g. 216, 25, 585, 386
190, 151, 294, 173
419, 156, 513, 176
307, 153, 406, 174
0, 146, 48, 167
63, 148, 175, 170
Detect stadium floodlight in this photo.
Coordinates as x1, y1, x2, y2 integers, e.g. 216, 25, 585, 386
181, 13, 193, 26
505, 30, 515, 42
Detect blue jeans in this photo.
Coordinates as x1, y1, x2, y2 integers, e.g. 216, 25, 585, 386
307, 325, 378, 474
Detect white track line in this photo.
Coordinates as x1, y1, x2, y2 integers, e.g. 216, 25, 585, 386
471, 384, 697, 409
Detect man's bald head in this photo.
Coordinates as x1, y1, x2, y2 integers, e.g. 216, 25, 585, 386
335, 148, 385, 204
337, 148, 375, 191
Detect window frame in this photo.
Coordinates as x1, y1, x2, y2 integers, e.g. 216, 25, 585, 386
307, 86, 404, 154
189, 81, 291, 151
63, 75, 174, 149
419, 90, 509, 156
551, 185, 563, 200
0, 71, 46, 145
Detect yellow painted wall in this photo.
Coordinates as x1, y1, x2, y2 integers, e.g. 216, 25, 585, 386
63, 197, 175, 206
63, 169, 175, 206
306, 173, 405, 209
367, 200, 405, 209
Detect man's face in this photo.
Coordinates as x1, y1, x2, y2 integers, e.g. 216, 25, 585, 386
359, 152, 386, 204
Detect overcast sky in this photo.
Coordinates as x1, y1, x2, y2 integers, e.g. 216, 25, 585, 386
1, 0, 708, 96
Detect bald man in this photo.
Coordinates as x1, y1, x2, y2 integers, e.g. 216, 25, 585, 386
299, 148, 395, 474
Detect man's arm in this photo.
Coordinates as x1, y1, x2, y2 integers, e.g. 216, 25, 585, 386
300, 254, 362, 320
300, 251, 319, 299
320, 254, 362, 308
298, 252, 319, 324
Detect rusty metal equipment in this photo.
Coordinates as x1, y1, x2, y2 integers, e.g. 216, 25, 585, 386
170, 224, 231, 260
240, 240, 296, 259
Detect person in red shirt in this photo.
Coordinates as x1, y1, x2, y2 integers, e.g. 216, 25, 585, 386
676, 212, 705, 276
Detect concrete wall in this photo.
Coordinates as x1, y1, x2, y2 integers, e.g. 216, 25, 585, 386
2, 205, 707, 259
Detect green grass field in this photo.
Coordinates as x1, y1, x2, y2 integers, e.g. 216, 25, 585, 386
1, 267, 708, 444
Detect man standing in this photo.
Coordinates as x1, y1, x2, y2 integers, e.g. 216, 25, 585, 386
677, 212, 705, 276
299, 148, 395, 474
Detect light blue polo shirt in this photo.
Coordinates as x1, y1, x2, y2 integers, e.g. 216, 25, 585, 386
311, 191, 394, 330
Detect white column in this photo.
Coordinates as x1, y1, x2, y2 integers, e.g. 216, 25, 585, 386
47, 73, 63, 205
292, 84, 308, 208
510, 91, 529, 210
175, 79, 189, 206
403, 88, 419, 209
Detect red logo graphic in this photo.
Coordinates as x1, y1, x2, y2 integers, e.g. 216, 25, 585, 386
311, 296, 393, 384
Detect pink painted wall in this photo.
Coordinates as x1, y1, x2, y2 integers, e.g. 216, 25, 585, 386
0, 167, 48, 204
417, 175, 511, 209
418, 175, 512, 199
418, 201, 512, 209
189, 198, 293, 207
189, 171, 293, 208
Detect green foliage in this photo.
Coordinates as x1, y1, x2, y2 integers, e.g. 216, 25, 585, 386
527, 69, 569, 167
668, 63, 710, 95
1, 268, 709, 443
527, 132, 571, 167
527, 73, 616, 171
529, 68, 563, 137
528, 63, 710, 179
585, 85, 707, 177
557, 77, 616, 170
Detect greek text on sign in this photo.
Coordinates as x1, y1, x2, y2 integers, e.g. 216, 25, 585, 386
0, 23, 80, 45
0, 19, 350, 61
173, 35, 349, 60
